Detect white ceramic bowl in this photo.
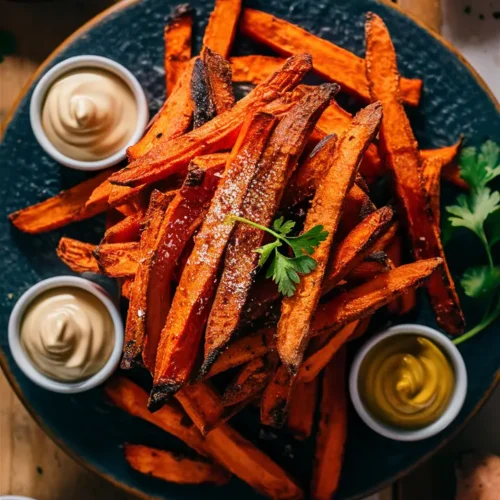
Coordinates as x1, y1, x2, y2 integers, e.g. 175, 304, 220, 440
8, 276, 124, 393
30, 55, 149, 171
349, 324, 467, 441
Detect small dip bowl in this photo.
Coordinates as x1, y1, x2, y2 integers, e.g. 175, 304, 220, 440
349, 324, 467, 441
8, 276, 124, 393
30, 55, 149, 171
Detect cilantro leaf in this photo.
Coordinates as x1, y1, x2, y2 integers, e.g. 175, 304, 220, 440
273, 216, 296, 236
287, 225, 329, 257
461, 266, 500, 298
229, 214, 329, 296
459, 141, 500, 189
255, 240, 281, 267
446, 188, 500, 239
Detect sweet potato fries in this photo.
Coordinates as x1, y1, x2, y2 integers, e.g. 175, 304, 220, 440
9, 3, 467, 498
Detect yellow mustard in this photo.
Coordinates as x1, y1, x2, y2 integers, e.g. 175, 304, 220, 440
358, 335, 455, 429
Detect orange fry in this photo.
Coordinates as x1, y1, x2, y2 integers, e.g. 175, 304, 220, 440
287, 377, 319, 440
311, 348, 347, 500
240, 8, 422, 105
277, 103, 382, 374
164, 4, 193, 96
203, 0, 242, 58
365, 13, 464, 334
124, 444, 230, 485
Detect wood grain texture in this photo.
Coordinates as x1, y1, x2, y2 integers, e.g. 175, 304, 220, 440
0, 0, 439, 499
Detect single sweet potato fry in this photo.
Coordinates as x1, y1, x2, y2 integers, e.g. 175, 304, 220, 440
323, 206, 394, 294
9, 169, 117, 234
422, 154, 447, 227
203, 0, 242, 58
312, 258, 443, 337
287, 377, 319, 440
310, 348, 347, 500
240, 8, 422, 106
109, 54, 312, 187
260, 364, 296, 428
124, 444, 230, 485
203, 47, 235, 115
128, 59, 195, 161
222, 357, 270, 407
277, 102, 382, 374
150, 112, 278, 407
298, 321, 359, 384
346, 253, 392, 283
206, 328, 275, 378
122, 191, 174, 369
422, 138, 465, 189
164, 4, 193, 96
57, 237, 139, 277
365, 13, 464, 334
191, 57, 217, 128
140, 156, 227, 374
102, 211, 144, 244
175, 382, 226, 435
203, 83, 340, 376
105, 377, 208, 456
231, 55, 286, 84
93, 242, 140, 277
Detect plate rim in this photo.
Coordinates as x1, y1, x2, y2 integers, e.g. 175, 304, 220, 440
1, 0, 499, 498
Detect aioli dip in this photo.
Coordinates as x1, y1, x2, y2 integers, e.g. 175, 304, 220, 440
20, 287, 114, 382
41, 68, 138, 161
358, 335, 455, 429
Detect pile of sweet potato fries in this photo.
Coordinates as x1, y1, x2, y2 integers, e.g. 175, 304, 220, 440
10, 1, 465, 498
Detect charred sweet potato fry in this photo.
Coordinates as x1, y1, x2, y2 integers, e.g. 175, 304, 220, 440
222, 357, 270, 407
203, 84, 340, 376
206, 328, 275, 378
365, 13, 464, 334
298, 322, 359, 384
312, 258, 442, 337
277, 103, 382, 374
127, 59, 195, 161
150, 112, 277, 407
231, 55, 285, 84
323, 206, 394, 294
109, 54, 312, 187
93, 242, 140, 277
203, 0, 242, 58
175, 382, 226, 435
9, 169, 117, 234
287, 377, 319, 440
124, 444, 230, 485
260, 364, 296, 428
164, 4, 193, 96
102, 211, 144, 244
141, 156, 226, 374
310, 349, 347, 500
105, 377, 208, 456
346, 254, 392, 283
203, 47, 235, 115
240, 8, 422, 106
191, 57, 217, 128
122, 191, 174, 369
57, 238, 139, 277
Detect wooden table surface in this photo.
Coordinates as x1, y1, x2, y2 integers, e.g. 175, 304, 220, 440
0, 0, 440, 498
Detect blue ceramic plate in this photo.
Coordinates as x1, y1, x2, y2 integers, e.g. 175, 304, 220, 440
1, 0, 499, 498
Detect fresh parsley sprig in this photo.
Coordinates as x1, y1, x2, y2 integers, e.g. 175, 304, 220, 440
227, 215, 329, 297
445, 140, 500, 344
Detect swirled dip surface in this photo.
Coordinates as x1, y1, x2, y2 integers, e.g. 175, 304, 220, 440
20, 287, 114, 382
41, 69, 137, 161
359, 335, 455, 429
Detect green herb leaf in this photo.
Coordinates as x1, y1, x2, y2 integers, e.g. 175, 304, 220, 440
459, 141, 500, 189
228, 214, 329, 296
461, 266, 500, 298
287, 225, 329, 257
